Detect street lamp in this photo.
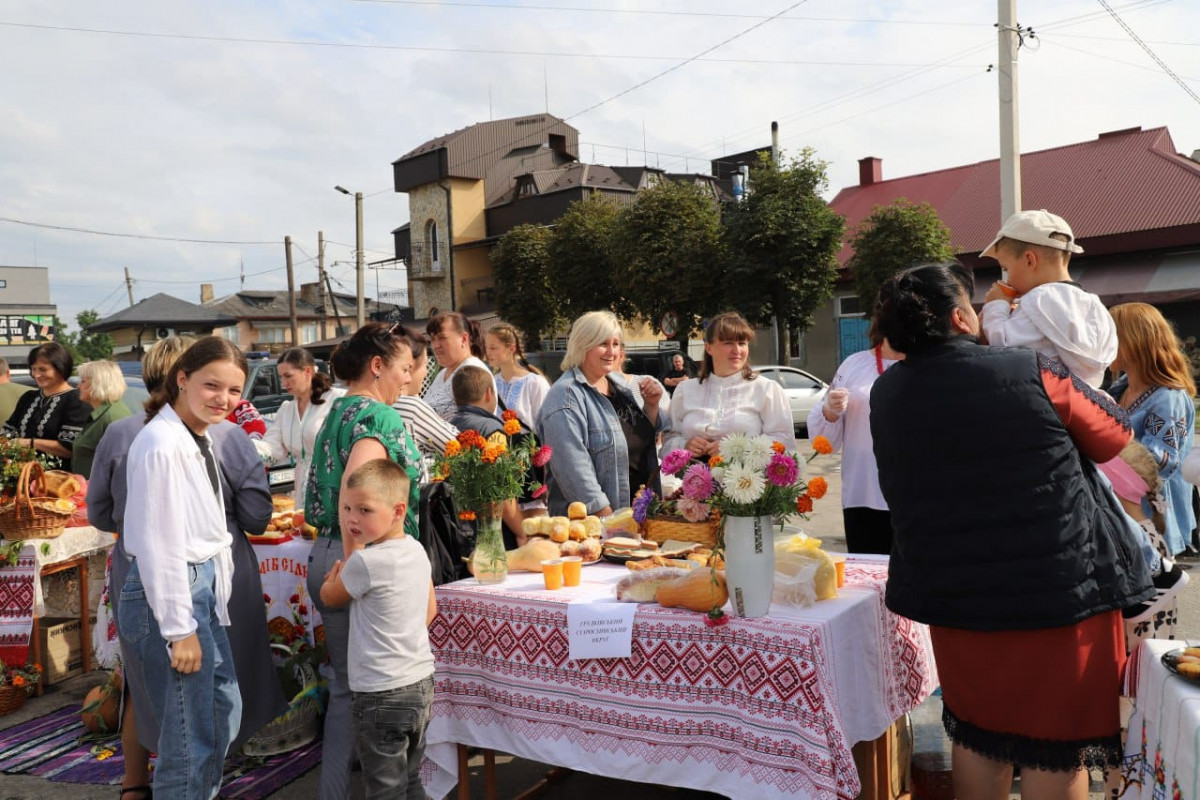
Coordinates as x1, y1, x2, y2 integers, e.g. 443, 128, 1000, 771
334, 185, 365, 328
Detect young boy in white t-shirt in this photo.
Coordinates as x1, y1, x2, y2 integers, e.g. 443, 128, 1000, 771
321, 459, 437, 799
979, 209, 1117, 388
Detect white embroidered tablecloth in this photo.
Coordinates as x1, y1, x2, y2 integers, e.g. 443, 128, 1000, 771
0, 525, 115, 666
1119, 639, 1200, 800
420, 555, 938, 800
252, 537, 323, 654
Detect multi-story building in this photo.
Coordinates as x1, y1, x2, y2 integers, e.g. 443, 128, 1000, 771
0, 266, 58, 368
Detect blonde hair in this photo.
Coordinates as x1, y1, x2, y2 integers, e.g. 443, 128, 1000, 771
561, 311, 621, 373
345, 458, 411, 506
1110, 303, 1196, 396
77, 360, 127, 405
142, 335, 197, 394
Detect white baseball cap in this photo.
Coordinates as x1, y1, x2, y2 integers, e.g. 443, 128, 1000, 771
981, 209, 1085, 257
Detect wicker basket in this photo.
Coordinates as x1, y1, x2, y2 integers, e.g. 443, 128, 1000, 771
0, 462, 73, 541
642, 515, 720, 547
242, 695, 322, 757
0, 684, 28, 716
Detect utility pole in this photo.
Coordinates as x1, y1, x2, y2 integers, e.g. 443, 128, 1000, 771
771, 121, 788, 366
325, 269, 345, 337
998, 0, 1022, 223
355, 191, 365, 328
317, 230, 328, 341
285, 237, 299, 347
123, 267, 135, 307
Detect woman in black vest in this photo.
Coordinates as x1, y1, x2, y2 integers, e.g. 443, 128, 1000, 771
870, 263, 1153, 800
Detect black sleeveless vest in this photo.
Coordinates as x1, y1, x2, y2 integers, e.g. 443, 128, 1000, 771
870, 337, 1153, 630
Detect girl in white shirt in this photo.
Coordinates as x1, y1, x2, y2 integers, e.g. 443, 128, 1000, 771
485, 323, 551, 433
120, 336, 247, 799
806, 329, 904, 554
254, 348, 345, 507
663, 312, 793, 457
422, 311, 495, 421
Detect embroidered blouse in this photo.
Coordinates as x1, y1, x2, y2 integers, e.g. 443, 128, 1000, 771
662, 371, 794, 454
495, 372, 551, 433
254, 387, 346, 508
2, 387, 90, 470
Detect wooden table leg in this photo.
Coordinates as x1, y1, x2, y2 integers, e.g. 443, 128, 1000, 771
457, 743, 471, 800
30, 616, 44, 698
483, 749, 497, 800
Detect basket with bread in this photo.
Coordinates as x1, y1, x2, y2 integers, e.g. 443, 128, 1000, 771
0, 462, 79, 541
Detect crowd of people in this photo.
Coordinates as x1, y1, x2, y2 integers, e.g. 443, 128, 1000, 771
3, 207, 1199, 799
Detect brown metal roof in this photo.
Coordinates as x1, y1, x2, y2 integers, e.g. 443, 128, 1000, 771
830, 126, 1200, 264
394, 114, 579, 180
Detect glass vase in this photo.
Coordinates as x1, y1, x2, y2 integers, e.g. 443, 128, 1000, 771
470, 501, 508, 585
722, 515, 775, 618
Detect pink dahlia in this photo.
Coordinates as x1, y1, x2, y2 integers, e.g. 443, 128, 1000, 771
765, 453, 799, 487
661, 448, 693, 476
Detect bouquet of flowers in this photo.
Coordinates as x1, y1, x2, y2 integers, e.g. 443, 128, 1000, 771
2, 661, 42, 695
634, 434, 832, 526
431, 410, 551, 519
0, 437, 48, 499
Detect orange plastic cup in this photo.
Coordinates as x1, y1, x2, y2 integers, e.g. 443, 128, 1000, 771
561, 556, 583, 587
830, 555, 846, 588
996, 280, 1020, 299
541, 559, 564, 590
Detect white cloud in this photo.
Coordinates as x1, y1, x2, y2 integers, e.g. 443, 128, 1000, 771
1, 0, 1196, 327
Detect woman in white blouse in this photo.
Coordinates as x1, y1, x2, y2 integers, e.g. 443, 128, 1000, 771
254, 348, 345, 507
484, 323, 551, 433
422, 311, 495, 421
663, 312, 793, 457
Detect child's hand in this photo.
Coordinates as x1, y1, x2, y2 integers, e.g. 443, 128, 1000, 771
984, 281, 1018, 305
324, 559, 343, 583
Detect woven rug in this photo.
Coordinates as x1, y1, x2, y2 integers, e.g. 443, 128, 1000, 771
0, 705, 321, 798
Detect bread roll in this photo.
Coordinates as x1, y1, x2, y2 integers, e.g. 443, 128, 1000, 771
568, 521, 587, 541
568, 501, 588, 520
560, 540, 581, 557
549, 518, 570, 543
582, 516, 603, 538
578, 538, 602, 561
616, 567, 691, 602
521, 518, 543, 538
272, 495, 295, 512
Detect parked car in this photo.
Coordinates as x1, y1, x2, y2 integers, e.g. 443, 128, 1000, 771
526, 346, 698, 383
752, 365, 829, 437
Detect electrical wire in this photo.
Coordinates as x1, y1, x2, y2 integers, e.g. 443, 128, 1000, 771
0, 216, 279, 245
135, 261, 310, 285
1096, 0, 1200, 106
1043, 38, 1200, 81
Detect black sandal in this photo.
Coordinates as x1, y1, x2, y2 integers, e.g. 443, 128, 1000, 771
120, 786, 152, 799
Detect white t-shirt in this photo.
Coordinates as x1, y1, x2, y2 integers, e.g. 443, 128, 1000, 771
662, 371, 794, 454
422, 355, 495, 422
805, 348, 897, 511
341, 536, 435, 693
980, 282, 1117, 388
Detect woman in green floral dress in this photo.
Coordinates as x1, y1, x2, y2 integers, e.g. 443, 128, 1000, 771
304, 322, 422, 799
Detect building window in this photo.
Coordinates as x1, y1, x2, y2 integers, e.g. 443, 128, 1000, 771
426, 220, 441, 272
217, 325, 240, 345
837, 295, 863, 317
301, 322, 318, 344
256, 325, 289, 344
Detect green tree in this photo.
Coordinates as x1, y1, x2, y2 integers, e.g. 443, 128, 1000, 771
847, 198, 955, 313
722, 150, 845, 363
51, 310, 114, 368
546, 195, 629, 319
491, 224, 562, 346
610, 181, 725, 343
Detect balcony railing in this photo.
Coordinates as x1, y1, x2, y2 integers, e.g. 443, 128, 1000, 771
407, 242, 449, 280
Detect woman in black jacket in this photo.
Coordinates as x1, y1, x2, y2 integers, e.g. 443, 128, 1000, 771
870, 262, 1153, 800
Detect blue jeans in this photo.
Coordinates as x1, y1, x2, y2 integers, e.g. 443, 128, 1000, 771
308, 538, 356, 800
118, 558, 242, 800
353, 676, 433, 800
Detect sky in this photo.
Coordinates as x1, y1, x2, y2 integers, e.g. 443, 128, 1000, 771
1, 0, 1197, 330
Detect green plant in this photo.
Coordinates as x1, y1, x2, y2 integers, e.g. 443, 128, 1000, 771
0, 437, 49, 495
2, 661, 43, 694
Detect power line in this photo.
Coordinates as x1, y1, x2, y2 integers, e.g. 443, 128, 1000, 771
135, 261, 309, 285
1096, 0, 1200, 106
1044, 38, 1200, 81
0, 216, 278, 245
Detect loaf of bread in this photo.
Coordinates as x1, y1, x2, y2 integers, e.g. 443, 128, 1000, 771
616, 567, 691, 603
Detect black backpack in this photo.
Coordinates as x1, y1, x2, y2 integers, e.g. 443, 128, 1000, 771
418, 481, 476, 585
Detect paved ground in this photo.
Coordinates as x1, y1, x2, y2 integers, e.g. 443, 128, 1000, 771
4, 442, 1198, 798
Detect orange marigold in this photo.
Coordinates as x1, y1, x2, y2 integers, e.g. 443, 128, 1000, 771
444, 439, 462, 457
771, 441, 786, 454
807, 476, 828, 499
708, 455, 724, 468
796, 495, 814, 514
501, 409, 518, 421
811, 435, 834, 455
457, 430, 486, 449
459, 510, 476, 521
11, 675, 25, 687
481, 445, 503, 463
503, 418, 522, 436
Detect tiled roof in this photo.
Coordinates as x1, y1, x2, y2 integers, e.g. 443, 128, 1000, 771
87, 293, 238, 332
829, 126, 1200, 263
204, 290, 396, 321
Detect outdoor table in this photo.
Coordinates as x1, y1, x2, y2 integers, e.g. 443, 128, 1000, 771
419, 554, 938, 800
0, 526, 115, 695
1119, 638, 1200, 800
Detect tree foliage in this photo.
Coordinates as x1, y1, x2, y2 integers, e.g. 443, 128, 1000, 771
491, 224, 562, 345
609, 181, 725, 341
847, 198, 955, 312
722, 150, 845, 358
545, 195, 628, 320
55, 310, 114, 366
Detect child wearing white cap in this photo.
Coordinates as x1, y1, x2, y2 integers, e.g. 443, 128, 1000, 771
979, 209, 1116, 388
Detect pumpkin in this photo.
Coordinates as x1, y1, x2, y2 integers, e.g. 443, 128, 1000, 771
656, 569, 729, 613
81, 683, 120, 733
504, 538, 563, 573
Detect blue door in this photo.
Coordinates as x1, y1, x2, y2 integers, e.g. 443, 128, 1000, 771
838, 317, 871, 363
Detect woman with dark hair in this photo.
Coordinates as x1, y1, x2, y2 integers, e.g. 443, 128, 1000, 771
254, 347, 345, 507
422, 310, 493, 421
485, 323, 550, 432
3, 341, 90, 470
870, 262, 1153, 800
118, 336, 255, 799
304, 321, 422, 799
662, 311, 792, 457
805, 315, 904, 554
91, 336, 285, 799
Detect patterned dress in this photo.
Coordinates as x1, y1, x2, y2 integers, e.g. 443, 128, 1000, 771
2, 388, 90, 470
304, 395, 421, 540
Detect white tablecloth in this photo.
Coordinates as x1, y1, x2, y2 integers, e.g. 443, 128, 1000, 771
252, 536, 323, 654
420, 555, 938, 800
1121, 639, 1200, 800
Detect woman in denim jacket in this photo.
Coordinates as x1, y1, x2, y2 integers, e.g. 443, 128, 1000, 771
539, 311, 665, 517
